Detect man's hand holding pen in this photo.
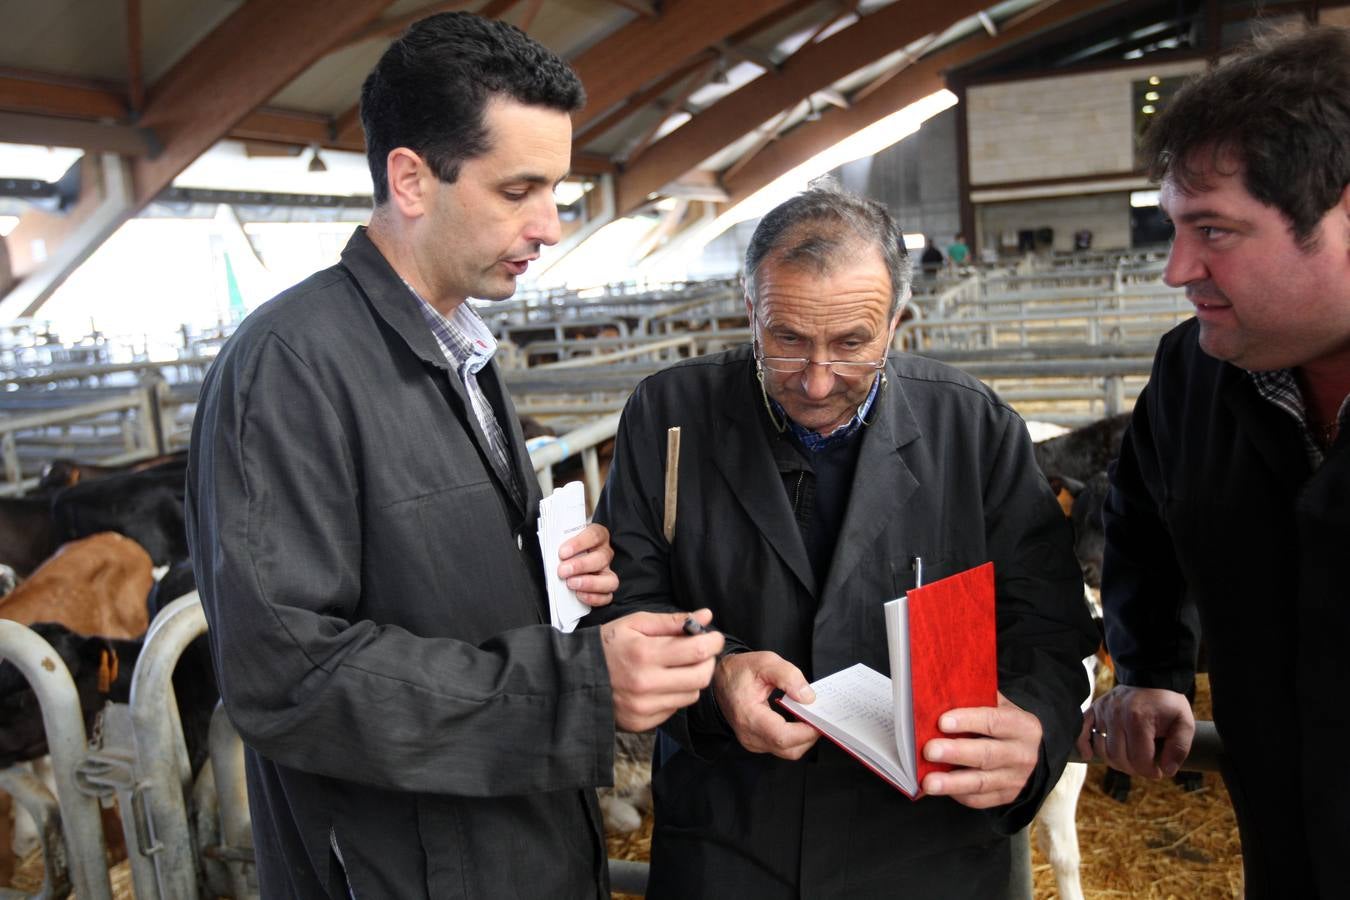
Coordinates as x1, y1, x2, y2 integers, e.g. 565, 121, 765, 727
601, 608, 725, 732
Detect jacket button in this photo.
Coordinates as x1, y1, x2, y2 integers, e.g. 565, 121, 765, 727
517, 534, 523, 550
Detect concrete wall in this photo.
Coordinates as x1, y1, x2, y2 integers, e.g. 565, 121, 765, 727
977, 191, 1131, 254
966, 59, 1204, 186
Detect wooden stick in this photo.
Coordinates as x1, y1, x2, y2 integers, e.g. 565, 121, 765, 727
663, 426, 681, 543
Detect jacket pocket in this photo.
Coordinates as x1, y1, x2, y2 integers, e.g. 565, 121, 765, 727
851, 553, 947, 671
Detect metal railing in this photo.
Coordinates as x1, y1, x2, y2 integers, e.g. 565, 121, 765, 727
0, 621, 112, 900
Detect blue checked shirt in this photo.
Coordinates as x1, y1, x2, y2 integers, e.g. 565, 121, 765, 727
405, 282, 523, 508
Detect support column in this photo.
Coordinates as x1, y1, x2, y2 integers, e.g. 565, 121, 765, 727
0, 153, 135, 320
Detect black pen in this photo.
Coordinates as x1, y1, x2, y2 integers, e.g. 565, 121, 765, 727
682, 616, 717, 635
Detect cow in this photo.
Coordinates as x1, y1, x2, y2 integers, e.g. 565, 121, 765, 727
0, 558, 218, 880
35, 450, 188, 493
597, 730, 655, 834
50, 458, 188, 567
0, 533, 153, 640
0, 623, 140, 880
1032, 412, 1131, 486
1034, 419, 1203, 809
0, 497, 59, 578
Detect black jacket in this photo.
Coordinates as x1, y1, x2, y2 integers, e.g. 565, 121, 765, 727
594, 347, 1096, 898
1104, 317, 1350, 899
186, 228, 614, 899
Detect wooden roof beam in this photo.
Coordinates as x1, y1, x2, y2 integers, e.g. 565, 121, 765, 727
0, 111, 156, 157
624, 57, 719, 164
1, 1, 397, 317
126, 0, 145, 115
569, 0, 798, 133
343, 1, 478, 47
614, 0, 990, 215
600, 0, 659, 15
723, 0, 1117, 207
0, 73, 126, 120
574, 51, 716, 143
131, 0, 396, 207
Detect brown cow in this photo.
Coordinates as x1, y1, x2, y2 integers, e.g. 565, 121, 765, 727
0, 533, 153, 639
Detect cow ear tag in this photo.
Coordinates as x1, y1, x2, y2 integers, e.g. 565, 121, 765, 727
98, 648, 118, 693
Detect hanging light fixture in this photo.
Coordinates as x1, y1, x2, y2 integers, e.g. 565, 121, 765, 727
307, 145, 328, 173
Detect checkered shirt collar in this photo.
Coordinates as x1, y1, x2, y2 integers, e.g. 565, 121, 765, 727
1249, 368, 1350, 468
401, 280, 498, 374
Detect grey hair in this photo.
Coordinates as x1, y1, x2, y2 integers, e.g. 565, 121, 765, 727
743, 178, 913, 318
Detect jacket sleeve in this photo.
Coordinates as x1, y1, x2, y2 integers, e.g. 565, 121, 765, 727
186, 329, 614, 797
981, 406, 1100, 832
1100, 370, 1200, 695
590, 383, 744, 756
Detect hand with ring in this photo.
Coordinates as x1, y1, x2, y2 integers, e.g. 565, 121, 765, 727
1077, 685, 1194, 777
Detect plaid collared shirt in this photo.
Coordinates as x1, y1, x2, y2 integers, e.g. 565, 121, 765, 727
406, 282, 523, 508
1249, 368, 1350, 469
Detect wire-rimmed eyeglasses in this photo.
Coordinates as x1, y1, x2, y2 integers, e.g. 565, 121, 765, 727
754, 345, 887, 379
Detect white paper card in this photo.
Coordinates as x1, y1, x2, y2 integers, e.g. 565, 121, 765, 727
538, 481, 590, 633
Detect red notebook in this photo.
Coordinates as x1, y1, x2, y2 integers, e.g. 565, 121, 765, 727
778, 562, 997, 798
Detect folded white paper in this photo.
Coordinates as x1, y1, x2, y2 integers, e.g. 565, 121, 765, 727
538, 481, 590, 633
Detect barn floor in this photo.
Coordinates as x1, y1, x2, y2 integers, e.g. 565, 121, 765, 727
608, 674, 1243, 900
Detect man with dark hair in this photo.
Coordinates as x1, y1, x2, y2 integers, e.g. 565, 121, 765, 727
1080, 25, 1350, 898
186, 13, 723, 898
594, 181, 1097, 897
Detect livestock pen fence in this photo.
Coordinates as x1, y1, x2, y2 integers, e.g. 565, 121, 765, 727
0, 362, 209, 496
0, 258, 1190, 483
0, 592, 1228, 899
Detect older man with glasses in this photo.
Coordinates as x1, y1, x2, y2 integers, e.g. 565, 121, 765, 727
592, 181, 1097, 899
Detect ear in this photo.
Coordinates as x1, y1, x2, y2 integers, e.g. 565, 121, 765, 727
385, 148, 432, 219
743, 287, 755, 325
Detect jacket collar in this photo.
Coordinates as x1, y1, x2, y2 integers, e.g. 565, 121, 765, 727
339, 226, 456, 373
711, 354, 924, 599
713, 361, 817, 594
340, 226, 532, 518
820, 361, 922, 601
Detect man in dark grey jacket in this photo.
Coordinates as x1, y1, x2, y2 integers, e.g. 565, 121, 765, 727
594, 184, 1097, 897
186, 13, 723, 898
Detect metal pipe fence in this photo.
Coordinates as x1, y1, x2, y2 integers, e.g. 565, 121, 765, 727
0, 621, 112, 900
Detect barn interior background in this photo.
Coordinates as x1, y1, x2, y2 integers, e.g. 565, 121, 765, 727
6, 0, 1344, 897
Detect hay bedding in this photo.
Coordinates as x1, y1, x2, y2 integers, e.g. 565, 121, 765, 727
609, 675, 1242, 899
7, 687, 1240, 899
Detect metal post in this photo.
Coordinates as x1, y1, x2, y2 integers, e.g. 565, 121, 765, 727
1104, 375, 1125, 417
1, 431, 19, 486
581, 447, 602, 517
0, 621, 112, 900
208, 704, 256, 900
0, 762, 70, 899
128, 593, 208, 900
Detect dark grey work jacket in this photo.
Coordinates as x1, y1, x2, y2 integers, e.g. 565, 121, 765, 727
186, 228, 614, 899
594, 347, 1098, 899
1104, 318, 1350, 899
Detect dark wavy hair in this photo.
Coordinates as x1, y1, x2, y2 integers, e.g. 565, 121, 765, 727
1143, 26, 1350, 249
744, 179, 913, 318
359, 12, 585, 205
